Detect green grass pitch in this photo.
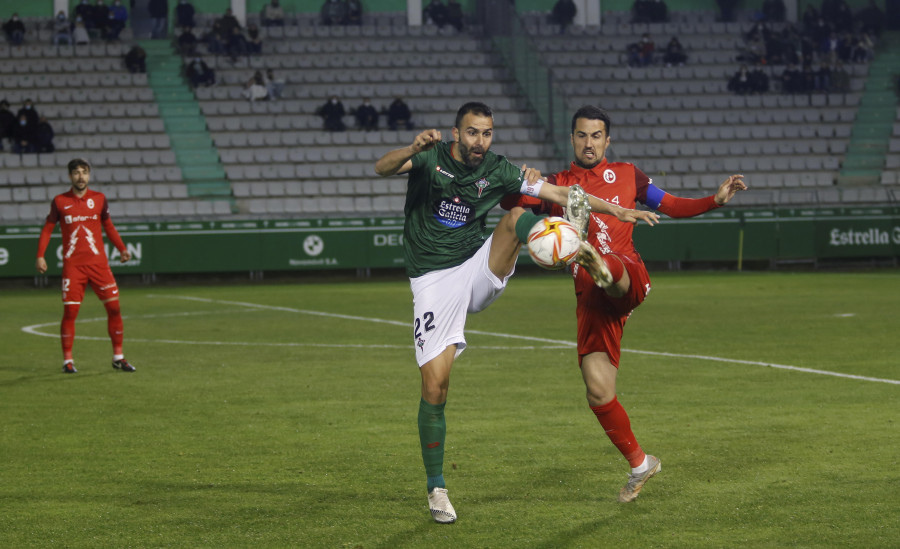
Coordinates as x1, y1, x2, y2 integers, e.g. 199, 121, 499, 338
1, 270, 898, 548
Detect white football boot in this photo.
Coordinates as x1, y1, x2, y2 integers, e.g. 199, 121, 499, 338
427, 487, 457, 523
564, 184, 591, 241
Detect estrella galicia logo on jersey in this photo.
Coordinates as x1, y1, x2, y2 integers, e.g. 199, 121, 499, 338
435, 165, 455, 179
434, 196, 474, 228
603, 169, 616, 184
475, 178, 490, 198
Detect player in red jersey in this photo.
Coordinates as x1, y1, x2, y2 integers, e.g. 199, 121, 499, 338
35, 158, 135, 374
503, 106, 746, 502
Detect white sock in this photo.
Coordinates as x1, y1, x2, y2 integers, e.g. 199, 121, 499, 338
113, 354, 124, 361
631, 455, 650, 474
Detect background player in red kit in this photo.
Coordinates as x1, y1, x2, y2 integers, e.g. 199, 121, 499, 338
36, 158, 135, 374
504, 105, 746, 502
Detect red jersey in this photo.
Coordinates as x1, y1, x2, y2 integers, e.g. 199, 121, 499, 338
36, 189, 126, 266
517, 159, 651, 261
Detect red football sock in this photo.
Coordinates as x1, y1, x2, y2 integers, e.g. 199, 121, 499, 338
104, 300, 124, 356
590, 397, 646, 467
61, 303, 80, 361
600, 253, 625, 283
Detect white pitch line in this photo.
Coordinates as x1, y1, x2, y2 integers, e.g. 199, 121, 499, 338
21, 295, 900, 386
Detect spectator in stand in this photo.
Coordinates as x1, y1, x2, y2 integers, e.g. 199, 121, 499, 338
242, 71, 269, 102
105, 0, 128, 41
246, 23, 262, 55
0, 100, 15, 151
218, 8, 241, 38
186, 56, 215, 88
424, 0, 448, 28
264, 69, 284, 100
662, 36, 686, 66
225, 25, 249, 61
177, 26, 198, 56
18, 99, 39, 127
74, 0, 94, 31
550, 0, 576, 33
780, 63, 802, 93
727, 64, 753, 95
762, 0, 786, 22
387, 97, 414, 131
851, 31, 875, 63
92, 0, 110, 38
446, 0, 463, 30
627, 33, 655, 67
749, 63, 770, 93
124, 45, 146, 73
830, 61, 850, 92
321, 0, 348, 26
3, 13, 26, 46
175, 0, 196, 29
12, 113, 37, 154
814, 62, 831, 92
148, 0, 168, 39
317, 96, 346, 131
821, 31, 841, 64
201, 20, 225, 55
347, 0, 363, 25
35, 116, 55, 153
52, 11, 73, 45
261, 0, 285, 27
73, 18, 90, 44
354, 98, 379, 131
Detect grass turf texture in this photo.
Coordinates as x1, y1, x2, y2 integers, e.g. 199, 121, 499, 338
1, 270, 898, 548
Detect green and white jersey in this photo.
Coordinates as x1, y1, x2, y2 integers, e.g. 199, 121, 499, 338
402, 141, 526, 278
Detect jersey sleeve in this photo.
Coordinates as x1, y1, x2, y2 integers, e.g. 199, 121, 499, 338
642, 182, 721, 218
100, 198, 127, 253
633, 166, 652, 205
36, 200, 59, 258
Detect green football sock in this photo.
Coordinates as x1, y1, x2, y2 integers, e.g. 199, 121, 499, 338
418, 398, 446, 490
515, 211, 547, 243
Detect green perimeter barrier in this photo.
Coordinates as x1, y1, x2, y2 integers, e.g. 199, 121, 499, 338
1, 208, 898, 278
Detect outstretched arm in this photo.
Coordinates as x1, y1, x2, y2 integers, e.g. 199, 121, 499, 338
536, 183, 659, 226
374, 129, 441, 176
654, 174, 747, 219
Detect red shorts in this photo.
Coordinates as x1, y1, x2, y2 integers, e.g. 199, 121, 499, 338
573, 253, 651, 368
61, 262, 120, 304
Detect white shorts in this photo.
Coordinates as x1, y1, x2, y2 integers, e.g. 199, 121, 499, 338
409, 234, 514, 367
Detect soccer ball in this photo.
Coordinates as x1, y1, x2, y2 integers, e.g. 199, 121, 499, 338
526, 216, 581, 270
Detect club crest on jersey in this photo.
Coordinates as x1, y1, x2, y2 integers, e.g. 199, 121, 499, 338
87, 198, 95, 209
475, 178, 490, 197
435, 165, 455, 179
603, 169, 616, 184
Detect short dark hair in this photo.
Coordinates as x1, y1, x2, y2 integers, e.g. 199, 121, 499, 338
571, 105, 612, 135
67, 158, 91, 174
455, 101, 492, 130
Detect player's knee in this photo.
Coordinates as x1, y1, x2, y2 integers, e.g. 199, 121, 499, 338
103, 299, 121, 316
63, 304, 80, 320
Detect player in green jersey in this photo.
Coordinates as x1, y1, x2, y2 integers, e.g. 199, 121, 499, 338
374, 101, 659, 523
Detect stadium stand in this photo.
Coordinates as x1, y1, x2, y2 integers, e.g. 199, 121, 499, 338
522, 9, 895, 208
2, 8, 897, 226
